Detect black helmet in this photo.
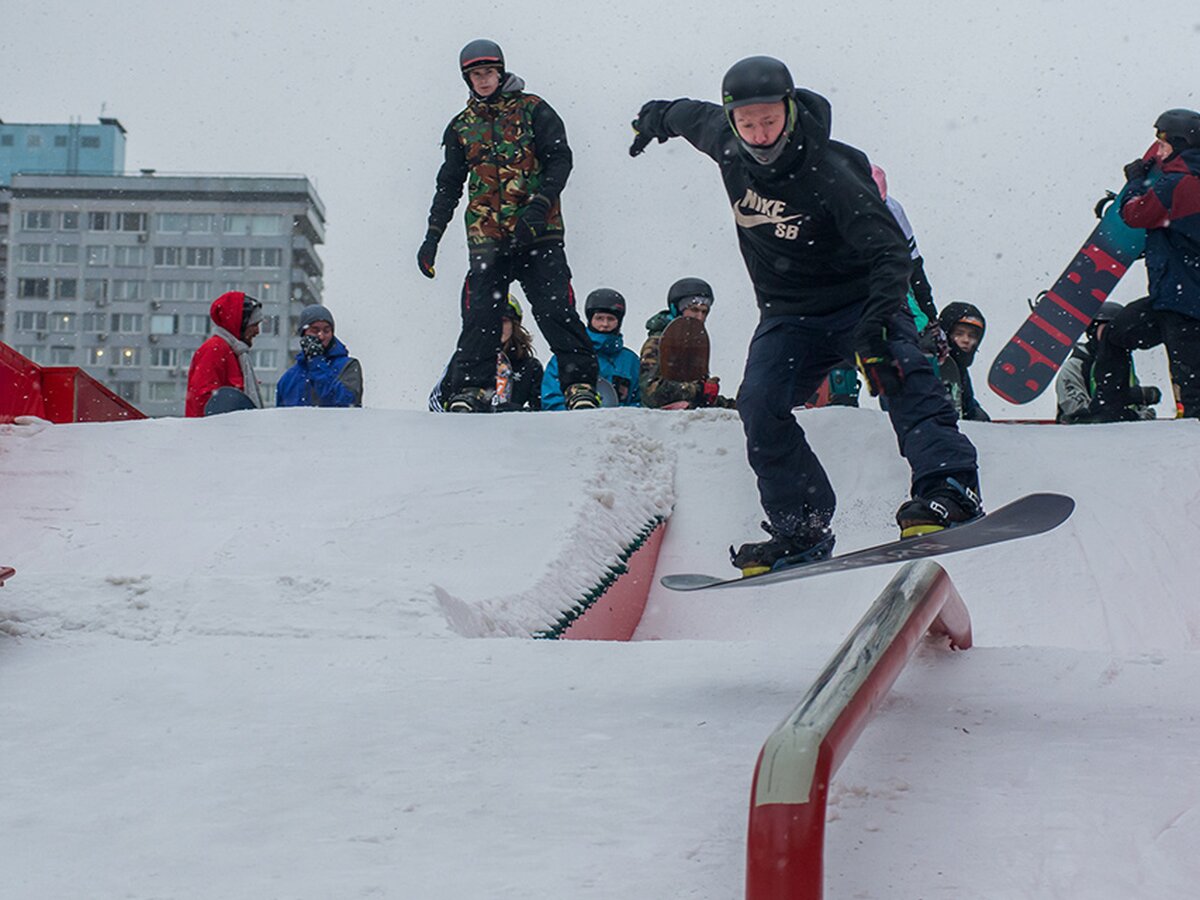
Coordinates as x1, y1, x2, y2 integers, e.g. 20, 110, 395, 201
1086, 301, 1123, 341
502, 294, 523, 323
241, 293, 263, 338
667, 277, 714, 317
1154, 108, 1200, 150
460, 39, 504, 80
938, 301, 986, 338
584, 288, 626, 327
721, 56, 799, 167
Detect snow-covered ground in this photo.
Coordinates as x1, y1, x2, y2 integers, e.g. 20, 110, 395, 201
2, 408, 1198, 898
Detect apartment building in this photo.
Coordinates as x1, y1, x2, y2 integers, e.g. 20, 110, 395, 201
2, 171, 325, 415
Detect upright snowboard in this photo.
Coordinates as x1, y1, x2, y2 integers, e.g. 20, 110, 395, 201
658, 317, 710, 382
596, 377, 620, 408
660, 492, 1073, 591
988, 145, 1160, 405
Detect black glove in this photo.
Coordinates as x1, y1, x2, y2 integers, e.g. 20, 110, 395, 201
513, 194, 551, 248
918, 323, 950, 364
1123, 158, 1153, 183
417, 232, 439, 279
1129, 385, 1162, 406
300, 335, 324, 361
854, 327, 904, 397
629, 101, 674, 156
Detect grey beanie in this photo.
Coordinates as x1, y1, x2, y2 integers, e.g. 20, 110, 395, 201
298, 304, 335, 335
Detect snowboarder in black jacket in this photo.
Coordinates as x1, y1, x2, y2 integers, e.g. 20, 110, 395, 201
630, 56, 981, 573
937, 302, 990, 422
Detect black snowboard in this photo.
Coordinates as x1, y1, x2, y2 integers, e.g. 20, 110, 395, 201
660, 493, 1074, 591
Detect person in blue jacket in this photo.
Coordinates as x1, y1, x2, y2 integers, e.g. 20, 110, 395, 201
542, 289, 641, 408
276, 304, 364, 408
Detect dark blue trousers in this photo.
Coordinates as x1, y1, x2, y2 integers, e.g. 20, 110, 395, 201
735, 304, 979, 538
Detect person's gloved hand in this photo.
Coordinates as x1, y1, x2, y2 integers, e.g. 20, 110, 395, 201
629, 101, 675, 156
417, 232, 440, 279
855, 327, 904, 397
612, 375, 631, 403
1130, 385, 1162, 406
919, 323, 950, 364
300, 335, 325, 361
513, 194, 552, 248
701, 378, 721, 407
1123, 158, 1153, 183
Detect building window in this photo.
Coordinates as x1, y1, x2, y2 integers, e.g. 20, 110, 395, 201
116, 347, 141, 367
89, 347, 110, 365
252, 349, 278, 369
48, 346, 75, 365
220, 248, 245, 268
114, 246, 146, 267
259, 315, 280, 336
86, 245, 110, 266
54, 135, 68, 148
254, 282, 282, 301
26, 133, 43, 148
21, 211, 54, 231
149, 314, 178, 335
223, 214, 284, 236
61, 211, 80, 230
118, 212, 147, 232
81, 313, 106, 333
187, 214, 214, 233
248, 248, 283, 267
16, 312, 49, 332
152, 280, 210, 301
0, 134, 13, 146
18, 278, 51, 299
55, 278, 78, 299
154, 246, 183, 267
18, 244, 54, 264
112, 280, 144, 301
81, 136, 101, 149
49, 312, 76, 333
84, 279, 109, 302
147, 382, 178, 402
155, 213, 213, 233
56, 244, 80, 264
185, 247, 214, 268
87, 212, 111, 231
181, 314, 210, 335
110, 313, 144, 334
149, 347, 179, 368
16, 346, 47, 363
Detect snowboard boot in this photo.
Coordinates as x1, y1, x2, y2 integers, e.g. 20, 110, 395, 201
896, 478, 984, 538
564, 382, 600, 410
730, 523, 835, 578
446, 388, 492, 413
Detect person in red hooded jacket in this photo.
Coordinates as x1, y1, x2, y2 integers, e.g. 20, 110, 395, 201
185, 291, 265, 417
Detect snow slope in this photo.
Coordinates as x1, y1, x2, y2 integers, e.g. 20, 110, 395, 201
2, 408, 1199, 898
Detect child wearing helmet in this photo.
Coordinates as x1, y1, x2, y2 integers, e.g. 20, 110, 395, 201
638, 277, 735, 409
1088, 108, 1200, 421
542, 289, 641, 409
936, 302, 990, 422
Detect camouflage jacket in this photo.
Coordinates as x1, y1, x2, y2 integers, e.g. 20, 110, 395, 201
426, 74, 571, 247
638, 309, 735, 409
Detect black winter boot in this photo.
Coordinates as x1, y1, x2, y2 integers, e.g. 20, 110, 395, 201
896, 478, 984, 538
730, 523, 835, 576
447, 388, 492, 413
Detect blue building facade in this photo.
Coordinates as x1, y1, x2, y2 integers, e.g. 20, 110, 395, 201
0, 118, 126, 186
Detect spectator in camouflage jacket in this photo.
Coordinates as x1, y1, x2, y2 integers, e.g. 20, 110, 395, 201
416, 39, 597, 412
639, 277, 735, 409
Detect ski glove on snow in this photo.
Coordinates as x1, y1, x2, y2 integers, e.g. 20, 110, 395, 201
300, 335, 325, 361
417, 232, 439, 279
855, 328, 905, 397
629, 101, 675, 156
513, 195, 552, 248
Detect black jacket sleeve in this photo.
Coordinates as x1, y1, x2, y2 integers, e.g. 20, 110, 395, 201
661, 100, 730, 163
909, 255, 938, 324
426, 120, 468, 237
531, 100, 573, 203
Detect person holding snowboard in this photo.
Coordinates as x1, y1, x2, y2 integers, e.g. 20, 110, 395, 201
1056, 302, 1160, 423
417, 39, 598, 413
429, 294, 543, 413
630, 56, 981, 573
542, 288, 641, 408
276, 304, 364, 408
639, 277, 735, 409
185, 291, 264, 417
936, 302, 990, 422
1088, 108, 1200, 421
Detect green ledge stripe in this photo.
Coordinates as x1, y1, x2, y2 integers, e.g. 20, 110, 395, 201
532, 515, 666, 640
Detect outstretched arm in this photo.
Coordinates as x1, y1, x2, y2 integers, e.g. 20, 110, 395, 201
629, 99, 728, 162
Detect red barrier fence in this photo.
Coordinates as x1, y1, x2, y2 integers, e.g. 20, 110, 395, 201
745, 560, 971, 900
0, 343, 144, 423
0, 566, 14, 586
